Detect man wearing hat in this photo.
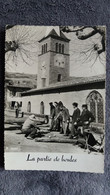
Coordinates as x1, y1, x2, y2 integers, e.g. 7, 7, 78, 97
79, 104, 95, 130
70, 102, 80, 139
21, 114, 39, 139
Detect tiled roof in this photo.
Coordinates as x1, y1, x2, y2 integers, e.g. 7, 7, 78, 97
49, 74, 105, 88
22, 74, 105, 95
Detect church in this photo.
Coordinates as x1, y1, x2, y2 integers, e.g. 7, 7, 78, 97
21, 27, 105, 126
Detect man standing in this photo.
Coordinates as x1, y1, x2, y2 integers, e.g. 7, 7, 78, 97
58, 102, 70, 135
49, 102, 55, 131
14, 101, 19, 118
54, 102, 60, 131
70, 102, 80, 139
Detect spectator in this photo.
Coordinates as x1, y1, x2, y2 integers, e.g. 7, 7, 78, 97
14, 101, 19, 118
70, 102, 80, 139
79, 104, 95, 132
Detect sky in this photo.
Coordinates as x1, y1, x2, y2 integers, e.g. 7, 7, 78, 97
5, 25, 106, 77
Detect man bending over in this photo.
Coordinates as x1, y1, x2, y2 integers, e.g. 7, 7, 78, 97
21, 114, 39, 139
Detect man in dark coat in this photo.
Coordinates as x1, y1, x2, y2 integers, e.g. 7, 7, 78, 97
70, 102, 80, 138
76, 104, 96, 149
79, 104, 95, 131
14, 101, 19, 118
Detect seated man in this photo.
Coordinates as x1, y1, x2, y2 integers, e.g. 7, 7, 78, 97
21, 114, 39, 139
78, 104, 95, 134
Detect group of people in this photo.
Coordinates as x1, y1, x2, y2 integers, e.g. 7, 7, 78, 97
49, 101, 95, 139
20, 101, 95, 140
19, 101, 103, 152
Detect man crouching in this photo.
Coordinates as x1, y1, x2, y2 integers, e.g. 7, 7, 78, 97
21, 115, 40, 139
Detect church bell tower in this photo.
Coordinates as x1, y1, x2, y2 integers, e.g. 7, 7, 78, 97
37, 26, 70, 89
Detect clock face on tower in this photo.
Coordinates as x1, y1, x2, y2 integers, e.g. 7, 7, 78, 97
54, 54, 65, 68
41, 61, 46, 78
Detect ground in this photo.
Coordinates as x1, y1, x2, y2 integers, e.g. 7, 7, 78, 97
5, 130, 84, 153
5, 110, 103, 156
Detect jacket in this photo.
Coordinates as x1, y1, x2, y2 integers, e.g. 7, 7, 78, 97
80, 109, 95, 124
72, 108, 80, 123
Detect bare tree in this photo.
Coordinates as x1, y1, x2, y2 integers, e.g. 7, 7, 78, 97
60, 26, 105, 54
5, 25, 41, 71
5, 25, 106, 71
60, 26, 106, 66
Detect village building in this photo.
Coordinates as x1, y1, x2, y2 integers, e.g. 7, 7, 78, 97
5, 73, 37, 110
21, 28, 105, 126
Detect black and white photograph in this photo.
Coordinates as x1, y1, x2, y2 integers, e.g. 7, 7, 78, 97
4, 25, 106, 172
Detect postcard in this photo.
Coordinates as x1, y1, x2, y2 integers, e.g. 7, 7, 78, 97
5, 25, 105, 172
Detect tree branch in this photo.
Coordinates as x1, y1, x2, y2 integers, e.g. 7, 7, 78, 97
61, 26, 106, 55
76, 29, 97, 40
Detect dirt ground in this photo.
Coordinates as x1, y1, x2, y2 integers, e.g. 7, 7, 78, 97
4, 110, 103, 156
5, 121, 83, 153
5, 130, 84, 153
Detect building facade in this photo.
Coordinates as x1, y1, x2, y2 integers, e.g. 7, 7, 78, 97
5, 73, 37, 109
21, 28, 105, 125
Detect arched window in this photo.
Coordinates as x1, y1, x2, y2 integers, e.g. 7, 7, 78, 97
40, 101, 44, 114
44, 44, 46, 53
27, 101, 31, 112
42, 45, 43, 54
97, 100, 104, 123
62, 44, 64, 54
57, 74, 62, 82
45, 43, 47, 52
56, 43, 58, 52
86, 91, 104, 123
42, 78, 46, 87
59, 44, 61, 53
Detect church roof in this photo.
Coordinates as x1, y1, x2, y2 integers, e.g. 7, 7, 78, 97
39, 29, 70, 42
48, 29, 58, 36
21, 74, 105, 96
